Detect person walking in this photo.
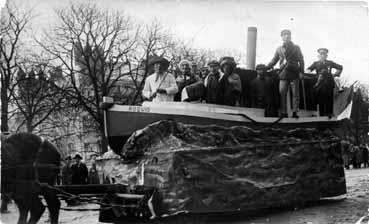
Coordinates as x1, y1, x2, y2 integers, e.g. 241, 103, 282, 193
266, 29, 304, 118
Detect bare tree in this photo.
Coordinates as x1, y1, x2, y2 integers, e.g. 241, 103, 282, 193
12, 58, 66, 133
37, 2, 138, 153
0, 1, 34, 133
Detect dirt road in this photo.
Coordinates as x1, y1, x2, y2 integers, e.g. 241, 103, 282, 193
1, 168, 368, 224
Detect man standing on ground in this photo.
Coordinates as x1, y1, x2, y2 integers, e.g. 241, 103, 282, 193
71, 154, 88, 185
266, 29, 304, 118
62, 156, 73, 185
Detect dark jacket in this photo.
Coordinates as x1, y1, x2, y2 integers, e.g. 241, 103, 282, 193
71, 162, 88, 185
217, 73, 242, 106
267, 41, 304, 80
308, 60, 343, 90
62, 164, 72, 185
250, 76, 266, 108
175, 74, 200, 101
88, 168, 100, 184
205, 72, 221, 104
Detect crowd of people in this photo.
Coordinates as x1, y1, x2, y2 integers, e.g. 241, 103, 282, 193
342, 143, 369, 169
143, 29, 343, 118
59, 154, 100, 186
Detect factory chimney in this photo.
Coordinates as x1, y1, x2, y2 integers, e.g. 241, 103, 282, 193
246, 27, 257, 70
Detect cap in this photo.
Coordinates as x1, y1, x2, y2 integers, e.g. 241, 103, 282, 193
317, 48, 329, 54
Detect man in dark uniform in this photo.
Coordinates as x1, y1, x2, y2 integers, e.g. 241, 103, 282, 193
204, 60, 221, 104
266, 29, 304, 118
71, 154, 88, 185
307, 48, 343, 117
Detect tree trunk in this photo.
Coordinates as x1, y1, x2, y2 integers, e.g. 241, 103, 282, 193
1, 85, 9, 133
26, 119, 33, 133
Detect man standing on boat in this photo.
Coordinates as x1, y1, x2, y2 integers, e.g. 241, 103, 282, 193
204, 60, 222, 104
217, 57, 242, 106
266, 29, 304, 118
307, 48, 343, 117
250, 64, 267, 108
176, 59, 203, 102
143, 56, 178, 102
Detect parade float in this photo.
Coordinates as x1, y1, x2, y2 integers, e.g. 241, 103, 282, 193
93, 27, 352, 222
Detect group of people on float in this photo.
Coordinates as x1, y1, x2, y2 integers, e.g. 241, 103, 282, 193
142, 29, 343, 118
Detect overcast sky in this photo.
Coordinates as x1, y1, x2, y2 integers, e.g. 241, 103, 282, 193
2, 0, 369, 84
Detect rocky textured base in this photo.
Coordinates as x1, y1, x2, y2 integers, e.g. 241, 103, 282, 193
99, 120, 346, 217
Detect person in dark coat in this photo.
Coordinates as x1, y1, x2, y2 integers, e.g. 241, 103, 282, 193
204, 60, 221, 104
62, 156, 72, 185
71, 154, 88, 185
266, 29, 304, 118
200, 66, 209, 81
307, 48, 343, 117
360, 144, 368, 168
217, 57, 242, 106
250, 64, 280, 117
250, 64, 267, 108
88, 162, 100, 184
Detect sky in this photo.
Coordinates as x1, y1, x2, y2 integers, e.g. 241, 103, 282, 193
1, 0, 369, 84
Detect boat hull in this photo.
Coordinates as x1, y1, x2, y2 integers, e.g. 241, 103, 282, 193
104, 103, 348, 154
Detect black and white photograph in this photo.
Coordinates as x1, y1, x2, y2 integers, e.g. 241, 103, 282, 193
1, 0, 369, 223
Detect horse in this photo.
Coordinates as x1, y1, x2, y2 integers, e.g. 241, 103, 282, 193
1, 133, 61, 224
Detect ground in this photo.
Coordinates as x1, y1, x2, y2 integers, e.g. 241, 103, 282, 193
1, 168, 368, 224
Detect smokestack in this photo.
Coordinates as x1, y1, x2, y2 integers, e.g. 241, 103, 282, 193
246, 27, 257, 70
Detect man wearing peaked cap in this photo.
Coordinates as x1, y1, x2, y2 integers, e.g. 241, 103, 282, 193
307, 47, 343, 117
142, 55, 178, 102
317, 48, 329, 54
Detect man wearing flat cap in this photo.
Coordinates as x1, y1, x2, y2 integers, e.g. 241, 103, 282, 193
143, 56, 178, 102
307, 48, 343, 117
204, 60, 222, 104
217, 57, 242, 106
266, 29, 304, 118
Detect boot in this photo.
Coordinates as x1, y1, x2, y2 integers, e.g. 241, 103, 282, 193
292, 112, 299, 119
